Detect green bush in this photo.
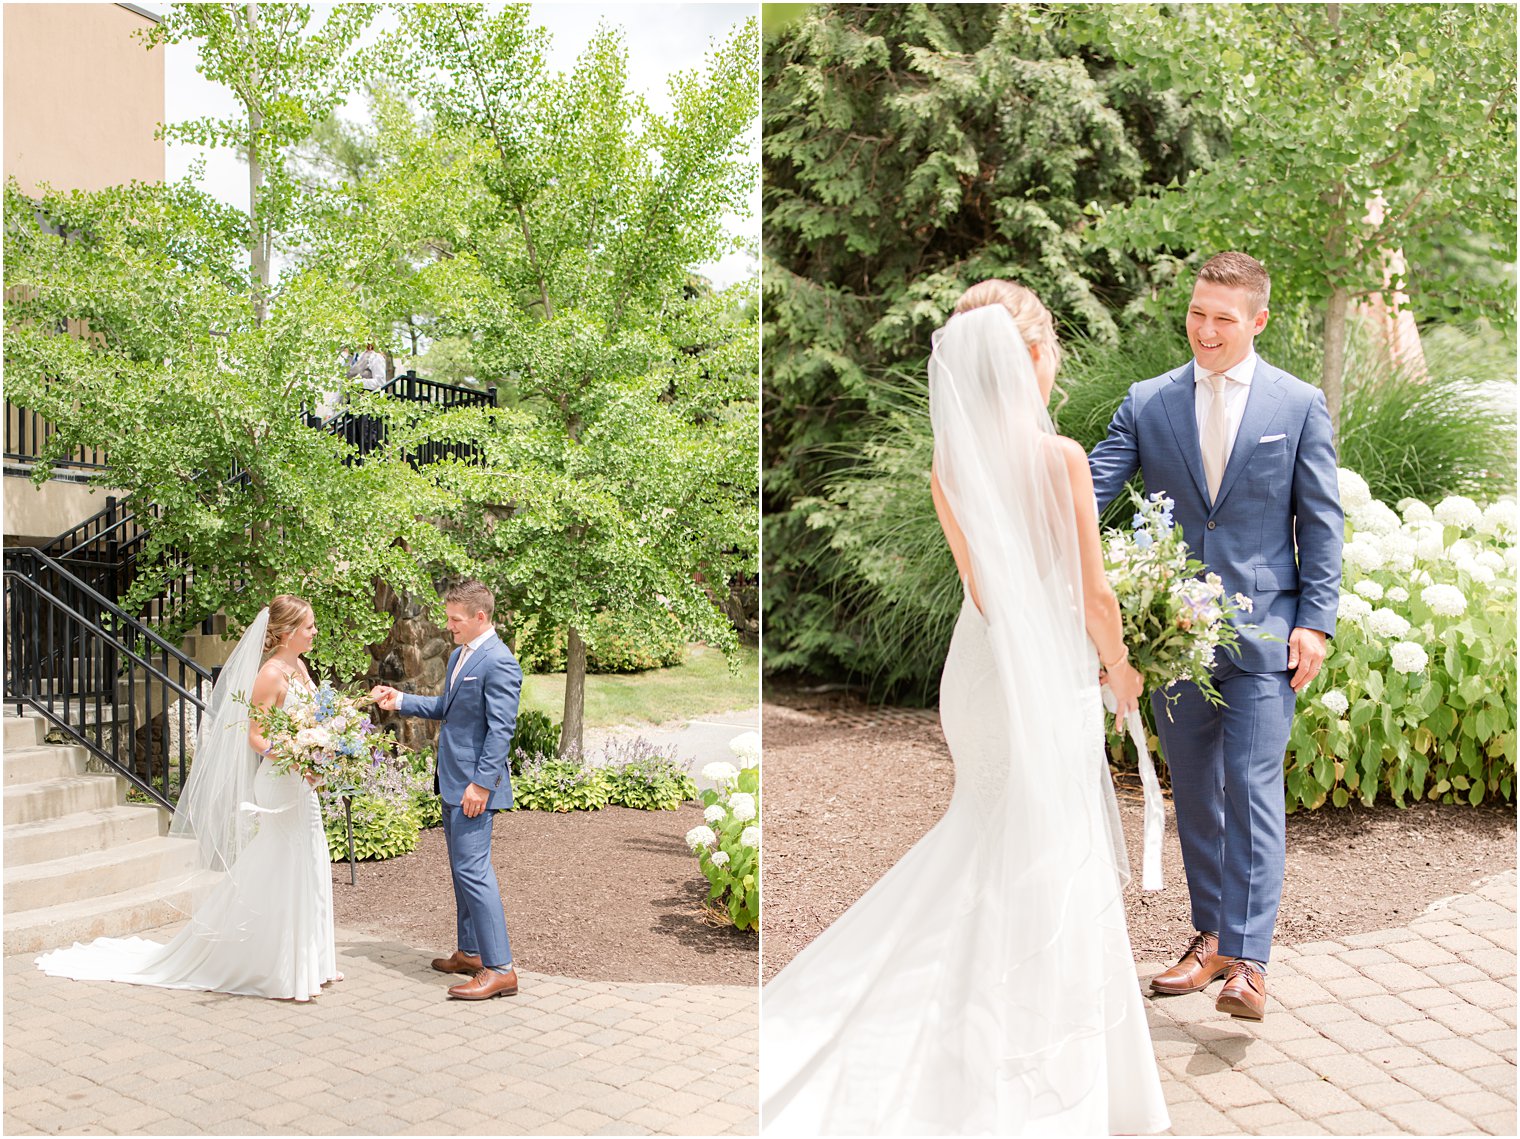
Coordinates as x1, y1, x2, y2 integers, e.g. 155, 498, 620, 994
509, 710, 561, 776
511, 752, 613, 812
323, 795, 422, 862
601, 737, 699, 811
516, 609, 688, 675
1283, 476, 1516, 810
404, 746, 443, 829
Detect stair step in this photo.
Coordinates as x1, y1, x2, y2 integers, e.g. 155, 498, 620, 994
5, 803, 166, 866
4, 773, 122, 825
13, 700, 130, 728
4, 743, 88, 785
5, 716, 44, 749
4, 870, 220, 956
5, 834, 197, 913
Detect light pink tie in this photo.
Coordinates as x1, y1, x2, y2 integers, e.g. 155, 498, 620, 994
1202, 372, 1230, 504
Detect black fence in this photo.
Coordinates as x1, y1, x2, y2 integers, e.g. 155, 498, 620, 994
4, 547, 213, 810
4, 399, 109, 474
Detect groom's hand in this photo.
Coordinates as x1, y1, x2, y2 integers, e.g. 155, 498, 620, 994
369, 685, 401, 711
1288, 628, 1328, 693
461, 782, 489, 818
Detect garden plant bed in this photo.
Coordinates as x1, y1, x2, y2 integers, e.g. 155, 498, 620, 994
332, 801, 757, 986
762, 689, 1517, 981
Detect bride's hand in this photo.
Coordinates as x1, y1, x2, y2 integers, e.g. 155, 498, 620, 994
1103, 656, 1144, 722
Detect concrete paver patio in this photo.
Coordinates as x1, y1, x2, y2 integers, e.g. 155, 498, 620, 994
5, 926, 757, 1136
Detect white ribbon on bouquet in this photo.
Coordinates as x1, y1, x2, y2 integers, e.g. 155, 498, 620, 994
1103, 687, 1165, 892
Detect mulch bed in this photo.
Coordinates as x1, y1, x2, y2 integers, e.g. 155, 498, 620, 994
331, 802, 757, 986
762, 689, 1517, 982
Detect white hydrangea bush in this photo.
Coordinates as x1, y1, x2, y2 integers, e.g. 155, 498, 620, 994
1288, 471, 1516, 811
686, 731, 762, 931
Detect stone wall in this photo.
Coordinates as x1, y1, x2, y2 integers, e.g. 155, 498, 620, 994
359, 580, 454, 751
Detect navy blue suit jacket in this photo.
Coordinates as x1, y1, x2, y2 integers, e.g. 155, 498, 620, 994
399, 635, 521, 809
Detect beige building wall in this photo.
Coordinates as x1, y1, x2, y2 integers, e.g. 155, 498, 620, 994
4, 3, 164, 196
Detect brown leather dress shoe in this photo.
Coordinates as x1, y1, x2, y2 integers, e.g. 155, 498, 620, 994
447, 968, 519, 1001
1149, 932, 1237, 995
431, 950, 483, 976
1216, 960, 1268, 1020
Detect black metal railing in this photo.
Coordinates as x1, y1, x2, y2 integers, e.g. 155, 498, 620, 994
4, 398, 110, 475
318, 371, 496, 467
4, 548, 213, 810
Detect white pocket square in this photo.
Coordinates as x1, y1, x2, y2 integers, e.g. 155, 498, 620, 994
1259, 433, 1287, 443
460, 676, 478, 682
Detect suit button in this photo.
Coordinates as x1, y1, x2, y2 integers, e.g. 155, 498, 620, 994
1207, 520, 1217, 530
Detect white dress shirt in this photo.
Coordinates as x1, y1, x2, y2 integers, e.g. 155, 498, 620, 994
1193, 350, 1257, 459
450, 627, 496, 688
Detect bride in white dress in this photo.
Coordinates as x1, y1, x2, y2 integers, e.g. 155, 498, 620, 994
36, 595, 341, 1001
761, 281, 1170, 1135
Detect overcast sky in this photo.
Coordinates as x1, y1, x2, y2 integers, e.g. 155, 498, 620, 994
154, 3, 759, 288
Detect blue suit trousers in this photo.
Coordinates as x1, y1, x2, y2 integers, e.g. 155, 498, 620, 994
441, 804, 512, 970
1155, 657, 1296, 964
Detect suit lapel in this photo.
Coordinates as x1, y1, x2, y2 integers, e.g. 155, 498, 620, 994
1160, 364, 1210, 506
1211, 365, 1287, 511
442, 637, 495, 715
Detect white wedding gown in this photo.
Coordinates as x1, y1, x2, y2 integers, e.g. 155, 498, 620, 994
761, 597, 1170, 1135
36, 683, 339, 1001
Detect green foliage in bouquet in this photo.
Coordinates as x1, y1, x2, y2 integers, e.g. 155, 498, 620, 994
601, 738, 699, 811
1103, 488, 1252, 709
323, 796, 422, 863
1284, 473, 1516, 810
686, 734, 761, 931
511, 753, 614, 813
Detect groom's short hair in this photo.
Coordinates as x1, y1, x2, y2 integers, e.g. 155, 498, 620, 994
1198, 252, 1271, 315
445, 580, 495, 619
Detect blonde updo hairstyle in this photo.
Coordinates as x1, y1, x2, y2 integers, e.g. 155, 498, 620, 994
262, 595, 314, 658
954, 279, 1061, 369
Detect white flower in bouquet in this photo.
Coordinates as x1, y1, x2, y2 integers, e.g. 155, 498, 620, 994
1386, 586, 1409, 603
1478, 500, 1517, 539
328, 716, 349, 734
1342, 539, 1385, 573
1338, 468, 1373, 509
1349, 499, 1401, 536
1379, 532, 1417, 572
1389, 641, 1429, 675
1433, 495, 1482, 529
702, 761, 740, 786
704, 804, 727, 824
739, 825, 760, 849
728, 731, 761, 769
728, 792, 757, 822
1421, 584, 1467, 618
1353, 580, 1384, 601
1320, 690, 1350, 717
1232, 592, 1253, 614
1337, 593, 1372, 622
295, 726, 332, 751
1398, 497, 1434, 524
1367, 608, 1412, 639
710, 850, 731, 868
685, 825, 717, 851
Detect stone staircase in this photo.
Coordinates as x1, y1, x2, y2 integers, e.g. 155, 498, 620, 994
3, 713, 201, 955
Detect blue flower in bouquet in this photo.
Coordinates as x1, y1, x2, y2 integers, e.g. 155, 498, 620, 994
313, 685, 340, 723
1134, 530, 1153, 551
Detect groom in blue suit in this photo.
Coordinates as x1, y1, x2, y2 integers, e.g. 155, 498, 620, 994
372, 580, 523, 1000
1089, 252, 1343, 1021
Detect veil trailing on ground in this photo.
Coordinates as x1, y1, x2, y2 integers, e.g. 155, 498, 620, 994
163, 607, 276, 939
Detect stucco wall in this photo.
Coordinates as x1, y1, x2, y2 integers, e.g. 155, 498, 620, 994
4, 4, 165, 195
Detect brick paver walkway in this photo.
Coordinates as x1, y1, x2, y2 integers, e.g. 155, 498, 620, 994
5, 927, 757, 1135
1147, 869, 1516, 1135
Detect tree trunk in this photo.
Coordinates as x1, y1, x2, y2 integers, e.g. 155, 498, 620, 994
245, 3, 269, 326
560, 624, 587, 758
1320, 286, 1349, 439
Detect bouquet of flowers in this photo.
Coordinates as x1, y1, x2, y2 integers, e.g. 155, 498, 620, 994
1103, 489, 1255, 709
243, 684, 411, 809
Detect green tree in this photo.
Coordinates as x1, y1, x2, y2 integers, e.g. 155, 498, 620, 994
1079, 2, 1517, 430
763, 2, 1228, 685
351, 6, 760, 754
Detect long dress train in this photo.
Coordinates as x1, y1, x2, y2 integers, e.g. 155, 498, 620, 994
760, 598, 1170, 1135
